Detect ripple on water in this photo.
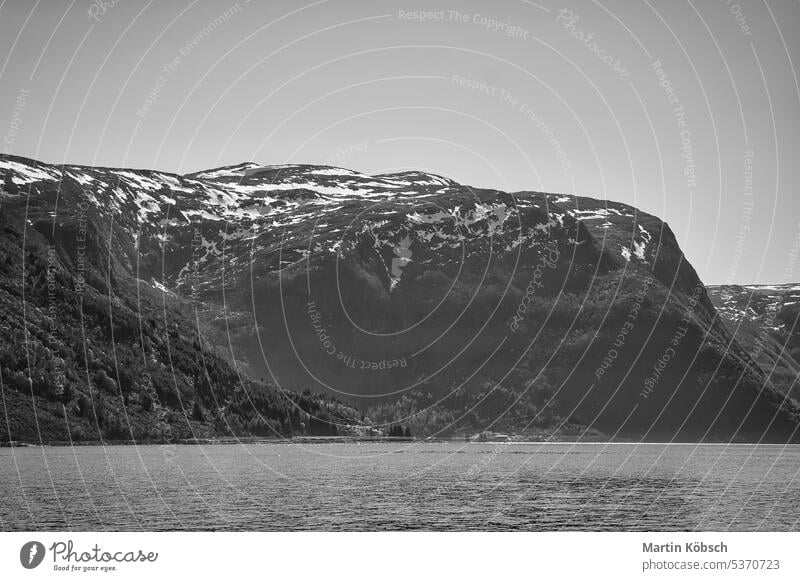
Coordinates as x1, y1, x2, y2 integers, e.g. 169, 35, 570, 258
1, 443, 798, 531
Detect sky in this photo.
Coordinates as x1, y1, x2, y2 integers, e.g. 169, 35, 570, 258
1, 0, 799, 285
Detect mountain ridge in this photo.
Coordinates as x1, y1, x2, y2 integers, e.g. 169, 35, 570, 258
2, 153, 798, 443
708, 283, 800, 402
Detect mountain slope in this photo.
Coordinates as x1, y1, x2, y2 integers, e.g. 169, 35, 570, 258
2, 154, 798, 442
708, 283, 800, 401
0, 157, 362, 443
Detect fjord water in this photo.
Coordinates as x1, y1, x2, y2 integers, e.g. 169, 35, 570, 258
2, 443, 799, 531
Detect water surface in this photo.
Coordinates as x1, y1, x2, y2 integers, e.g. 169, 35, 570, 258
2, 442, 799, 530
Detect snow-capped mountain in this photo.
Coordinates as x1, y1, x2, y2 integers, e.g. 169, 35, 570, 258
708, 283, 800, 326
708, 283, 800, 401
2, 155, 656, 296
2, 154, 799, 442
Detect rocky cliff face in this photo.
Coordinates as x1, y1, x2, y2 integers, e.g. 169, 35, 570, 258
2, 154, 797, 442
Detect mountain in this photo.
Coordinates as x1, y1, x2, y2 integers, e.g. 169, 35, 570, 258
708, 283, 800, 401
0, 157, 362, 443
1, 154, 798, 443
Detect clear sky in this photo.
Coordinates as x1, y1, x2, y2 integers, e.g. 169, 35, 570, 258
1, 0, 799, 285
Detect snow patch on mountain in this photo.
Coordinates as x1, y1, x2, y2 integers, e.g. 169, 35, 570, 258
0, 159, 61, 185
389, 235, 413, 291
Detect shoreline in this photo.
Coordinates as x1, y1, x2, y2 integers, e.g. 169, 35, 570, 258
2, 436, 792, 448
